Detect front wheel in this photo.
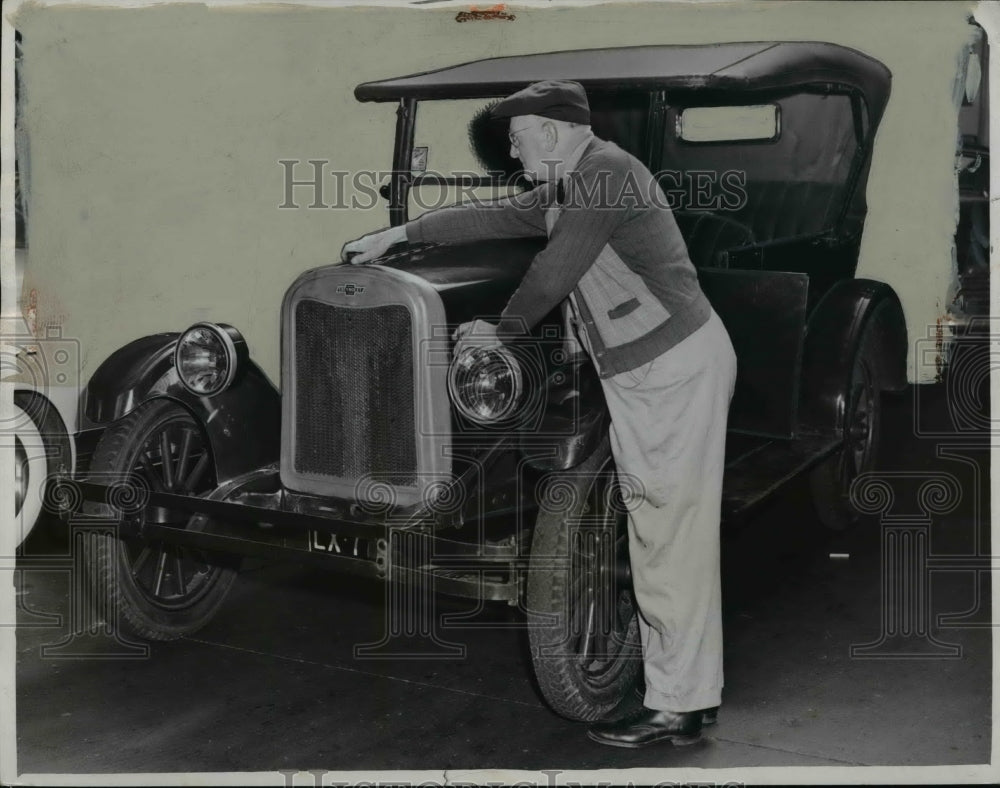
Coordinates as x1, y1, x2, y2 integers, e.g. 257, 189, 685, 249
526, 437, 642, 721
85, 399, 239, 640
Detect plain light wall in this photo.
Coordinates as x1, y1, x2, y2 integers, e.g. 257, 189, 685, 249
10, 0, 980, 385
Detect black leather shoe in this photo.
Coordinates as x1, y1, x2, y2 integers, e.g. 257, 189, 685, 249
587, 707, 703, 749
632, 687, 719, 726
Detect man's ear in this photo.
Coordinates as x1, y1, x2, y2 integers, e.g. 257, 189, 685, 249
541, 120, 558, 152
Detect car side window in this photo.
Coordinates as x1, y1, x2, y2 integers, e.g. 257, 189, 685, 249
660, 92, 858, 242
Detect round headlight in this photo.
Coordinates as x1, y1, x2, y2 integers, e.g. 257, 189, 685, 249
174, 323, 247, 397
447, 345, 524, 425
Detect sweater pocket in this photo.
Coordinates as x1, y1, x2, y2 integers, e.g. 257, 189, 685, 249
607, 297, 641, 320
579, 246, 672, 349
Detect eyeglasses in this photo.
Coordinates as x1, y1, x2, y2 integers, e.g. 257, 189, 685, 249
508, 126, 534, 149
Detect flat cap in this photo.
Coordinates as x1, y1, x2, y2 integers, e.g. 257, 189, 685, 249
491, 80, 590, 125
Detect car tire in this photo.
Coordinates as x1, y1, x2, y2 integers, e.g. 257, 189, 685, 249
84, 399, 239, 640
14, 390, 75, 544
809, 313, 885, 530
12, 400, 49, 547
526, 436, 643, 721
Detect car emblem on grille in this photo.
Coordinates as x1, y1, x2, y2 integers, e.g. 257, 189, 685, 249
336, 283, 366, 296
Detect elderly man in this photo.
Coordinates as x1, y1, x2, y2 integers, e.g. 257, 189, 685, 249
342, 80, 736, 748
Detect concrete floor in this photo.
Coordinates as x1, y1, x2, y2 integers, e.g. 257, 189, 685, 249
11, 347, 993, 778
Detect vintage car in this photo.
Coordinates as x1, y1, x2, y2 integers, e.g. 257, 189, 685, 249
71, 42, 913, 721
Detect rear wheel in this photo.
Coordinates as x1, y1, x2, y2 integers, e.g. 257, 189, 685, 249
85, 400, 238, 640
527, 438, 642, 721
809, 320, 883, 530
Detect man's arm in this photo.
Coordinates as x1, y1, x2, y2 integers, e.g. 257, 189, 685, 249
405, 186, 549, 245
342, 186, 550, 264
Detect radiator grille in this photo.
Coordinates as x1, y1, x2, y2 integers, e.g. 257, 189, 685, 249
293, 299, 417, 486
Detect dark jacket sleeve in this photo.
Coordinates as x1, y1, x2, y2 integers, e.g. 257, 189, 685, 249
405, 185, 550, 244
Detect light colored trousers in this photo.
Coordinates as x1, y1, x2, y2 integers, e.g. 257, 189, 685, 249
600, 310, 737, 712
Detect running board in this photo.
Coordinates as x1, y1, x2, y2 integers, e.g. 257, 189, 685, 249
722, 433, 842, 521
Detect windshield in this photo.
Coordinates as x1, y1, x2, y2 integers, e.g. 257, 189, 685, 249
406, 90, 654, 219
407, 98, 519, 219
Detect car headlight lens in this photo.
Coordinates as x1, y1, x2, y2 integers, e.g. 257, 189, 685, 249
174, 323, 247, 397
447, 345, 524, 425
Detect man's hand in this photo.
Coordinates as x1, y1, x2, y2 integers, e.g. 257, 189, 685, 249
341, 225, 408, 265
452, 319, 501, 358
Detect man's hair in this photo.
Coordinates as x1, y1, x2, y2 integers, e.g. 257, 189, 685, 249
468, 100, 520, 176
467, 104, 594, 178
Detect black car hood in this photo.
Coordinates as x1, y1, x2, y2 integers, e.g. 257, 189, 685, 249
373, 237, 546, 324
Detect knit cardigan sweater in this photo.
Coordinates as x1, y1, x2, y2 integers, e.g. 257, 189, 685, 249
405, 137, 711, 376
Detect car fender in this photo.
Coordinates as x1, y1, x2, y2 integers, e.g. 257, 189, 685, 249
800, 278, 907, 434
519, 358, 610, 472
81, 333, 280, 485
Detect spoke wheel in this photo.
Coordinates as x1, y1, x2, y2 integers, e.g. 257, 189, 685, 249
810, 319, 883, 530
845, 356, 878, 478
527, 437, 642, 721
85, 400, 238, 640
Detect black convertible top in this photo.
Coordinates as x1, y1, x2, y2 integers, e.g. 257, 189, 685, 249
354, 42, 891, 125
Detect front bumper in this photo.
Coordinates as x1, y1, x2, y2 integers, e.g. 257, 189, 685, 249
66, 470, 525, 603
